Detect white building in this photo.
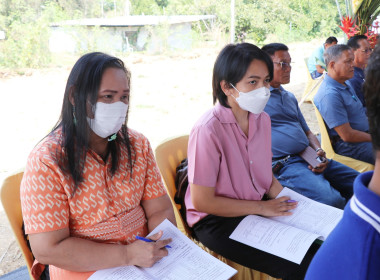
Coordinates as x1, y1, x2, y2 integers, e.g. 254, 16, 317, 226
49, 15, 216, 53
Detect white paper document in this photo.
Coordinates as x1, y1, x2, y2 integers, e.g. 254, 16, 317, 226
229, 188, 343, 264
89, 219, 237, 280
271, 187, 344, 240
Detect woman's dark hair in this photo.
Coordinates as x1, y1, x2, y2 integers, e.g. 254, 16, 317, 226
212, 43, 273, 107
52, 52, 133, 194
364, 44, 380, 151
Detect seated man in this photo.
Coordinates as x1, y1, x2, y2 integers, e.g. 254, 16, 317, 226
305, 41, 380, 280
314, 44, 374, 165
347, 35, 372, 107
262, 43, 359, 209
307, 36, 338, 79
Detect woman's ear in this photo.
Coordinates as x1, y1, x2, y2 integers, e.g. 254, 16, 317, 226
220, 80, 233, 96
68, 87, 75, 105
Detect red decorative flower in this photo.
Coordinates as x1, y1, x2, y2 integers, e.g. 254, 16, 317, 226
339, 16, 355, 34
339, 15, 378, 48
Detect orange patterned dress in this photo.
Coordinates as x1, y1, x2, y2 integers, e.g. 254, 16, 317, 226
20, 127, 167, 279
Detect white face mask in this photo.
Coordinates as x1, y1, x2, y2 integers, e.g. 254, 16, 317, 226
87, 101, 128, 140
230, 84, 271, 114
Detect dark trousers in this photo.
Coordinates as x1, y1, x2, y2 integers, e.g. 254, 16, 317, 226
193, 215, 320, 280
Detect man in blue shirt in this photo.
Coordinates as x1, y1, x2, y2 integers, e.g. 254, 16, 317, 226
262, 43, 359, 209
347, 35, 372, 107
307, 37, 338, 79
314, 44, 374, 164
305, 41, 380, 280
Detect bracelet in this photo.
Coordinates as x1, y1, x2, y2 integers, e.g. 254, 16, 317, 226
316, 148, 323, 153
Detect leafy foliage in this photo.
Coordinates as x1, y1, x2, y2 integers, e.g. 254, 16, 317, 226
0, 1, 67, 68
165, 0, 346, 43
0, 0, 348, 68
338, 0, 380, 47
355, 0, 380, 34
155, 0, 169, 8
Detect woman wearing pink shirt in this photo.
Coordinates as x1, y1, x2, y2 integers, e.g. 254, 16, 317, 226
184, 43, 319, 280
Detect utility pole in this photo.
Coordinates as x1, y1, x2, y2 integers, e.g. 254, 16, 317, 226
231, 0, 235, 43
335, 0, 343, 20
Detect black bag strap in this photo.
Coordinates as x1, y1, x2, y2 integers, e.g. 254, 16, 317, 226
174, 158, 195, 237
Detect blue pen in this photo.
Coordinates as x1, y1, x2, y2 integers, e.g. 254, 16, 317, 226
136, 236, 172, 248
347, 86, 358, 102
286, 199, 297, 203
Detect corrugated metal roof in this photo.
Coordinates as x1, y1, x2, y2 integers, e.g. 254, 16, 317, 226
51, 15, 216, 27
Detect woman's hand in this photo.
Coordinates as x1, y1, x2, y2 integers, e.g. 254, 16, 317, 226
126, 231, 172, 268
28, 228, 172, 272
191, 183, 297, 218
258, 196, 297, 217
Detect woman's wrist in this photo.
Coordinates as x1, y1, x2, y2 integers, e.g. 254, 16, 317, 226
122, 243, 135, 266
254, 200, 265, 216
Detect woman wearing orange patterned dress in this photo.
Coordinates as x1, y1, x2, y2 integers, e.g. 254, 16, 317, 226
20, 52, 175, 280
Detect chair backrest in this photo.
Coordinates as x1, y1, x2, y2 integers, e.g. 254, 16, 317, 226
299, 58, 325, 106
312, 102, 374, 172
1, 170, 34, 278
155, 135, 281, 280
155, 135, 190, 235
304, 57, 312, 82
312, 102, 335, 157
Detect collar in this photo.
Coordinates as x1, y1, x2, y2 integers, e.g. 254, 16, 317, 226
354, 66, 365, 77
214, 102, 259, 124
350, 171, 380, 234
270, 86, 285, 94
325, 74, 350, 90
88, 148, 112, 165
354, 66, 364, 73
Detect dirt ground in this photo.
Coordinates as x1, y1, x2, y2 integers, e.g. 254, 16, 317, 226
0, 41, 320, 276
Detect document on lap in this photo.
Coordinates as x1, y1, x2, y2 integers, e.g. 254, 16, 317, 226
271, 188, 343, 239
88, 219, 237, 280
229, 188, 343, 264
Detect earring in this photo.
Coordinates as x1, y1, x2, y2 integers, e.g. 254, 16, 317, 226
73, 106, 77, 126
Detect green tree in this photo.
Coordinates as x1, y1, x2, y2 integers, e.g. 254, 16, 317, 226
166, 0, 346, 43
0, 0, 350, 68
130, 0, 162, 15
155, 0, 169, 8
0, 0, 67, 68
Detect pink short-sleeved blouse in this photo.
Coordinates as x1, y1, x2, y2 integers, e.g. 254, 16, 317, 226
185, 103, 273, 227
